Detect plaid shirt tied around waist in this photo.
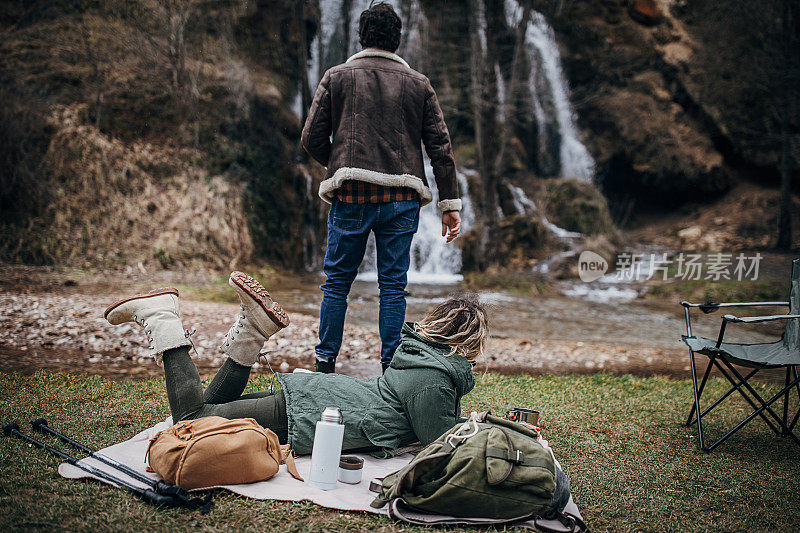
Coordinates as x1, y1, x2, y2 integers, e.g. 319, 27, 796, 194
336, 180, 419, 204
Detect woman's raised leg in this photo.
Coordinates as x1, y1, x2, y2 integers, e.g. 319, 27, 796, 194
105, 273, 291, 439
105, 288, 207, 422
203, 271, 289, 404
162, 346, 288, 441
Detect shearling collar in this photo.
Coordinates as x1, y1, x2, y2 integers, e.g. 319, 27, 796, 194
345, 48, 410, 69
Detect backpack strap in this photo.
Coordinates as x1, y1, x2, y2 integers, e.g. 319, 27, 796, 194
387, 499, 588, 531
278, 445, 304, 482
485, 446, 555, 470
534, 510, 589, 533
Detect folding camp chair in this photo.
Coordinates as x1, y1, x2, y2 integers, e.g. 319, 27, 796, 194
680, 258, 800, 452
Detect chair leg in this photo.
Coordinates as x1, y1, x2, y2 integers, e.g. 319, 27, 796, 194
704, 375, 800, 452
783, 367, 791, 436
687, 367, 759, 427
790, 367, 800, 432
719, 360, 788, 433
686, 348, 706, 449
712, 362, 783, 436
685, 355, 715, 427
790, 409, 800, 433
794, 366, 800, 402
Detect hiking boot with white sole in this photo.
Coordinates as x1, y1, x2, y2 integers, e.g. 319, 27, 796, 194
222, 271, 290, 367
104, 288, 192, 365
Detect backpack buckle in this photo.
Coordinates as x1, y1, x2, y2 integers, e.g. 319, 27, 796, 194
513, 450, 523, 463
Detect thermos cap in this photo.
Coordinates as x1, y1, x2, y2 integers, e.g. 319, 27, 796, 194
320, 406, 343, 424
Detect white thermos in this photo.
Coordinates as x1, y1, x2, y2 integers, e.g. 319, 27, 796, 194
308, 406, 345, 490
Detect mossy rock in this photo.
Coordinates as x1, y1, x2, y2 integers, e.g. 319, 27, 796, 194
543, 178, 616, 236
461, 215, 560, 271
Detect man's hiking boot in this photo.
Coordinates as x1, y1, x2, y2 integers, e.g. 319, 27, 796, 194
315, 360, 335, 374
104, 288, 192, 364
222, 271, 290, 367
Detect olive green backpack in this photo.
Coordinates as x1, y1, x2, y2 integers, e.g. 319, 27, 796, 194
371, 411, 584, 529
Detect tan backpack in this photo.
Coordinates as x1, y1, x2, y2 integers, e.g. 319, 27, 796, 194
146, 416, 303, 490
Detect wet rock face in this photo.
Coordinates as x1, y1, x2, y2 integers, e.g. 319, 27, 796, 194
417, 0, 784, 218
552, 3, 733, 207
460, 215, 560, 271
590, 87, 730, 205
543, 179, 616, 236
548, 0, 796, 213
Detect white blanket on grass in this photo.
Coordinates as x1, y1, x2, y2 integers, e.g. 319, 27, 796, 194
59, 418, 584, 531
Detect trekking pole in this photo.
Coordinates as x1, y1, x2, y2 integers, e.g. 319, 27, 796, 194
30, 419, 211, 513
32, 419, 181, 494
32, 418, 158, 485
3, 423, 177, 508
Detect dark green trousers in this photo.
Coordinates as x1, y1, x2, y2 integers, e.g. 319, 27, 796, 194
162, 347, 288, 443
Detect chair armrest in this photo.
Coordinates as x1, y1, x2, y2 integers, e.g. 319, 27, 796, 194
681, 301, 789, 309
722, 314, 800, 324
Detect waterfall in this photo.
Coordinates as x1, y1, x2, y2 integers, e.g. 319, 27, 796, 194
299, 166, 324, 270
504, 1, 595, 181
505, 183, 582, 274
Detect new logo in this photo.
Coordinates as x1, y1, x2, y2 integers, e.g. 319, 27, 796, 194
578, 251, 608, 282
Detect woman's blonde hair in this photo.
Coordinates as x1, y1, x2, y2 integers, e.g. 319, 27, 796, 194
414, 297, 488, 362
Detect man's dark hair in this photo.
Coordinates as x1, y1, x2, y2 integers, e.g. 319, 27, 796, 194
358, 2, 402, 53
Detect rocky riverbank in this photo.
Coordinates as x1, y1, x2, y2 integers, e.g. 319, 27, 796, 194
0, 289, 696, 381
3, 259, 793, 381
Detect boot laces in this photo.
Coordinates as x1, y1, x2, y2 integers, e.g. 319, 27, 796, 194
185, 327, 197, 354
258, 351, 276, 394
134, 314, 154, 350
222, 305, 247, 348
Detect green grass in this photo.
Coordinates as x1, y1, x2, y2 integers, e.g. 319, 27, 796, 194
2, 372, 799, 532
173, 282, 240, 304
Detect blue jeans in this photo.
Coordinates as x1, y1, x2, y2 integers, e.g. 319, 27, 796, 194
316, 199, 420, 365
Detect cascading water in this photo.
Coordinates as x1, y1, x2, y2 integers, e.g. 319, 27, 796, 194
299, 166, 324, 270
506, 183, 581, 274
504, 0, 595, 181
507, 184, 580, 240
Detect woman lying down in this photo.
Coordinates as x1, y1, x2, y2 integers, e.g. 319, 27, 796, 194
104, 271, 569, 512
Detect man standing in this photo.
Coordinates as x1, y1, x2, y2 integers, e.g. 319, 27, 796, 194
301, 2, 462, 374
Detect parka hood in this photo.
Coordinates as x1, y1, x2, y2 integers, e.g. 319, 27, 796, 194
388, 322, 475, 397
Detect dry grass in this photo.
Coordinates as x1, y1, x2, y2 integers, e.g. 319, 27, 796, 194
5, 105, 254, 270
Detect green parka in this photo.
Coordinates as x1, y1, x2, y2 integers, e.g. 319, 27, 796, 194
275, 322, 475, 455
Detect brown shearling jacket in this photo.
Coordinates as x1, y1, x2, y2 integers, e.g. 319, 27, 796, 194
301, 48, 462, 212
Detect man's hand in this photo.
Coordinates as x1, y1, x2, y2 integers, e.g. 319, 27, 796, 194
441, 211, 461, 243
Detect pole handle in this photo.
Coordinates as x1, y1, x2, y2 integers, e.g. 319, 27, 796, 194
30, 418, 93, 455
141, 489, 177, 508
